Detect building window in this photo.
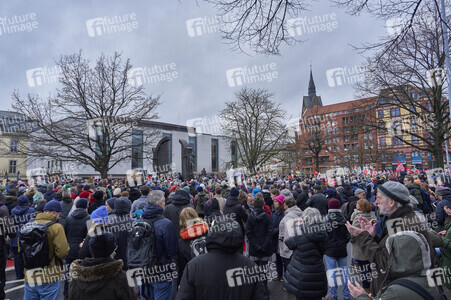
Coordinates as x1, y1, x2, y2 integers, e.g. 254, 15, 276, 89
211, 139, 219, 172
344, 144, 350, 151
344, 135, 350, 142
9, 160, 17, 174
380, 137, 386, 146
390, 108, 400, 117
412, 135, 419, 144
10, 140, 18, 152
352, 134, 358, 141
381, 153, 386, 161
342, 117, 349, 124
163, 133, 172, 164
189, 136, 198, 171
378, 110, 384, 118
131, 130, 143, 169
392, 136, 402, 146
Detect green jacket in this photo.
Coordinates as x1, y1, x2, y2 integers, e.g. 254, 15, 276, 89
24, 212, 70, 284
440, 222, 451, 289
407, 183, 423, 205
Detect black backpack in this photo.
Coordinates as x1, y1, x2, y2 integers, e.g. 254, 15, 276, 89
189, 236, 207, 258
411, 187, 433, 214
19, 221, 57, 269
127, 216, 163, 268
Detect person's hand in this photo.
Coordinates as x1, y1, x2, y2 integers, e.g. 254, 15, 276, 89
439, 230, 447, 236
348, 280, 371, 299
445, 206, 451, 216
359, 216, 377, 237
345, 221, 364, 236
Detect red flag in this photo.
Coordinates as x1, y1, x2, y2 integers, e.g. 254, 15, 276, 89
313, 170, 319, 175
363, 170, 368, 175
396, 161, 405, 172
406, 167, 411, 173
414, 169, 420, 174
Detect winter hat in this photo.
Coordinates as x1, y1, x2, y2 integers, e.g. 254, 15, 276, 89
252, 188, 261, 196
436, 186, 450, 196
328, 198, 341, 209
325, 188, 335, 197
336, 187, 344, 194
388, 176, 398, 182
88, 231, 117, 258
17, 195, 29, 206
274, 195, 285, 206
76, 198, 88, 209
313, 185, 321, 190
113, 188, 122, 197
90, 206, 108, 224
33, 192, 44, 203
93, 191, 104, 201
83, 185, 91, 191
106, 197, 117, 209
254, 197, 264, 209
377, 181, 410, 205
197, 186, 204, 192
79, 191, 91, 199
355, 188, 365, 196
18, 186, 26, 194
280, 189, 293, 198
43, 200, 62, 212
183, 186, 190, 193
230, 187, 239, 198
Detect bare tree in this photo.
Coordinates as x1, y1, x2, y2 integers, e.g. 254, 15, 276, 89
353, 4, 450, 168
11, 52, 160, 178
219, 87, 290, 174
207, 0, 308, 54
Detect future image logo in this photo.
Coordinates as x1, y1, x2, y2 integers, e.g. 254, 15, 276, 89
226, 64, 278, 87
287, 13, 338, 37
326, 65, 366, 87
127, 64, 178, 87
0, 13, 38, 36
186, 15, 233, 38
86, 13, 138, 37
26, 65, 63, 87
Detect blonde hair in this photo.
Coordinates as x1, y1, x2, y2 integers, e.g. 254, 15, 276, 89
179, 207, 201, 232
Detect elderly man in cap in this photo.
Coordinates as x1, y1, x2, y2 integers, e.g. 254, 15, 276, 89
346, 181, 436, 296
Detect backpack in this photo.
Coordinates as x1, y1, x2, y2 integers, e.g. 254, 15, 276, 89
127, 216, 163, 268
19, 221, 57, 269
189, 236, 208, 258
411, 187, 433, 214
388, 278, 447, 300
196, 194, 208, 214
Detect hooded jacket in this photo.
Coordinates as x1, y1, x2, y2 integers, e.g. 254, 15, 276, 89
435, 191, 451, 230
306, 192, 328, 216
175, 219, 268, 300
108, 198, 133, 270
11, 204, 35, 248
164, 190, 193, 236
204, 198, 222, 224
279, 205, 303, 259
271, 208, 285, 254
223, 196, 248, 235
324, 209, 350, 258
283, 222, 328, 299
357, 231, 441, 300
194, 191, 208, 216
69, 258, 135, 300
4, 194, 17, 214
407, 183, 423, 206
245, 208, 273, 258
64, 208, 90, 260
59, 196, 73, 227
142, 204, 178, 266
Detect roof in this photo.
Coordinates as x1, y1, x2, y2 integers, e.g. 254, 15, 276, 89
303, 97, 377, 117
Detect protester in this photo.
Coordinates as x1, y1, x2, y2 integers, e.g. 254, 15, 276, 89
69, 232, 136, 299
271, 194, 285, 281
306, 185, 328, 216
223, 188, 248, 235
130, 185, 150, 217
279, 197, 303, 268
164, 189, 193, 237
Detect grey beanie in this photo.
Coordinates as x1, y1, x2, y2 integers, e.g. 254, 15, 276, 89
281, 189, 293, 198
355, 188, 365, 196
377, 181, 410, 204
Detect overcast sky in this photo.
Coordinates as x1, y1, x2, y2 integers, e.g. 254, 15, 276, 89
1, 0, 388, 129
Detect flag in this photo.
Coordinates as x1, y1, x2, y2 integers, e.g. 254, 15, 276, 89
396, 161, 405, 172
406, 167, 411, 173
363, 169, 368, 175
353, 167, 358, 173
414, 169, 420, 174
313, 170, 319, 175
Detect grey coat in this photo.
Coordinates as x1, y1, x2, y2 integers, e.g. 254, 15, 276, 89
350, 209, 375, 260
278, 206, 303, 259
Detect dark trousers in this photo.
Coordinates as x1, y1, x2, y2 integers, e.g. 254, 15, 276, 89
0, 247, 6, 300
275, 253, 284, 278
356, 259, 371, 289
12, 247, 24, 279
64, 258, 74, 297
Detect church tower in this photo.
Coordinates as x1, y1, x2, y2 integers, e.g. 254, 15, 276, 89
301, 65, 323, 116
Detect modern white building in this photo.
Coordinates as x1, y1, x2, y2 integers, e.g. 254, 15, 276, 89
27, 120, 235, 179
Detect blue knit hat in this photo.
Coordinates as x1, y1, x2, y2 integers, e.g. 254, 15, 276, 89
43, 200, 62, 212
90, 206, 108, 224
252, 188, 261, 196
17, 195, 29, 206
76, 198, 88, 209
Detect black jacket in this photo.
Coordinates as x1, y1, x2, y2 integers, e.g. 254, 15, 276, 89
4, 196, 17, 214
164, 190, 193, 237
176, 219, 268, 300
283, 223, 328, 299
88, 199, 106, 215
296, 190, 309, 210
64, 208, 90, 260
306, 192, 328, 216
59, 196, 73, 227
223, 197, 248, 234
44, 190, 55, 202
324, 209, 350, 258
108, 198, 133, 270
245, 208, 273, 258
69, 257, 135, 300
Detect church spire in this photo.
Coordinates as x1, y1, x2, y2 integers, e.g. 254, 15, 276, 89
308, 62, 316, 98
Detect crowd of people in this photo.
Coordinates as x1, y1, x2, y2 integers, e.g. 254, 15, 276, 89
0, 170, 450, 299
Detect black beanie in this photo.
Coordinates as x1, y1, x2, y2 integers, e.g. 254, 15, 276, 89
88, 232, 117, 258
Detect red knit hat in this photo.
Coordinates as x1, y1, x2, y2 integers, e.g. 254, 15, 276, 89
328, 198, 341, 209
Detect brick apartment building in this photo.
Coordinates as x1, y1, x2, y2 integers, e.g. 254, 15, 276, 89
298, 72, 450, 174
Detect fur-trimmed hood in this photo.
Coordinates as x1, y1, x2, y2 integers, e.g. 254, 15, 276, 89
70, 258, 123, 292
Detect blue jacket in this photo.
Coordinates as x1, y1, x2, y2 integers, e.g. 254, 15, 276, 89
142, 204, 178, 265
436, 193, 451, 230
11, 205, 35, 247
